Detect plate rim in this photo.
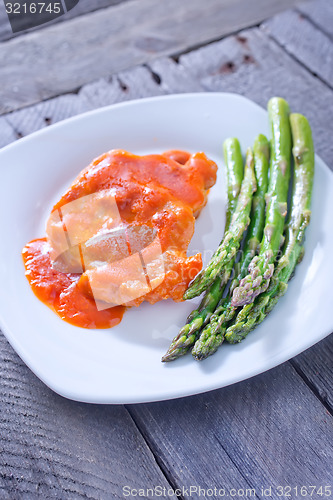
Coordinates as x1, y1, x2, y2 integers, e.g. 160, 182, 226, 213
2, 92, 332, 179
0, 91, 332, 404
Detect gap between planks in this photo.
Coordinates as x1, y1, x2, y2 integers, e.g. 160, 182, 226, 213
297, 0, 333, 40
262, 10, 333, 90
125, 405, 186, 500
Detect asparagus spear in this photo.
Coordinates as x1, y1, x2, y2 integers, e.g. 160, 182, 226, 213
231, 97, 292, 307
226, 112, 314, 343
192, 135, 270, 360
224, 138, 243, 230
230, 135, 270, 293
161, 139, 244, 362
183, 147, 256, 300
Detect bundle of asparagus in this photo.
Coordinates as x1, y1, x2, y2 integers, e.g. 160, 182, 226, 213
162, 97, 314, 363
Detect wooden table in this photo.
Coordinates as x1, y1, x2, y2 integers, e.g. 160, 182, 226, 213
0, 0, 332, 497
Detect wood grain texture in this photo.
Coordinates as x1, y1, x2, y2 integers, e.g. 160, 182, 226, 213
0, 116, 16, 147
298, 0, 333, 39
180, 28, 333, 168
0, 333, 173, 499
292, 335, 333, 412
128, 362, 333, 497
4, 66, 166, 141
4, 92, 92, 138
0, 0, 130, 42
262, 9, 333, 88
2, 60, 199, 142
0, 0, 303, 115
148, 58, 203, 93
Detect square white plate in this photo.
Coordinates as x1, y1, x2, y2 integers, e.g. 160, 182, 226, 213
0, 93, 332, 404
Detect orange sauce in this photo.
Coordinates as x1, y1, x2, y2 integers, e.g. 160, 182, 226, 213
22, 239, 125, 329
22, 150, 217, 329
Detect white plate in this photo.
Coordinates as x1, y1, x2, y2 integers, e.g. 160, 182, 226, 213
0, 93, 332, 404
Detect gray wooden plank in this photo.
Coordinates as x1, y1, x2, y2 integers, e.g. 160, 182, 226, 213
148, 57, 203, 93
0, 0, 130, 42
262, 9, 333, 88
2, 62, 184, 145
116, 65, 166, 99
4, 92, 93, 138
78, 77, 132, 110
0, 64, 166, 147
180, 28, 333, 168
298, 0, 333, 39
0, 0, 303, 115
0, 334, 173, 499
128, 362, 333, 499
0, 116, 16, 147
292, 335, 333, 411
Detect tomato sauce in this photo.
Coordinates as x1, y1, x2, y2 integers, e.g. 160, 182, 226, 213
22, 150, 217, 329
23, 239, 125, 329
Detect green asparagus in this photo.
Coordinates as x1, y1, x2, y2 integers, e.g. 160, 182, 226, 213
161, 139, 244, 362
230, 135, 270, 293
231, 97, 292, 307
192, 135, 270, 360
226, 112, 314, 343
224, 138, 243, 230
183, 147, 256, 300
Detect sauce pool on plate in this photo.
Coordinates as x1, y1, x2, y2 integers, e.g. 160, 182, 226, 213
23, 238, 125, 328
